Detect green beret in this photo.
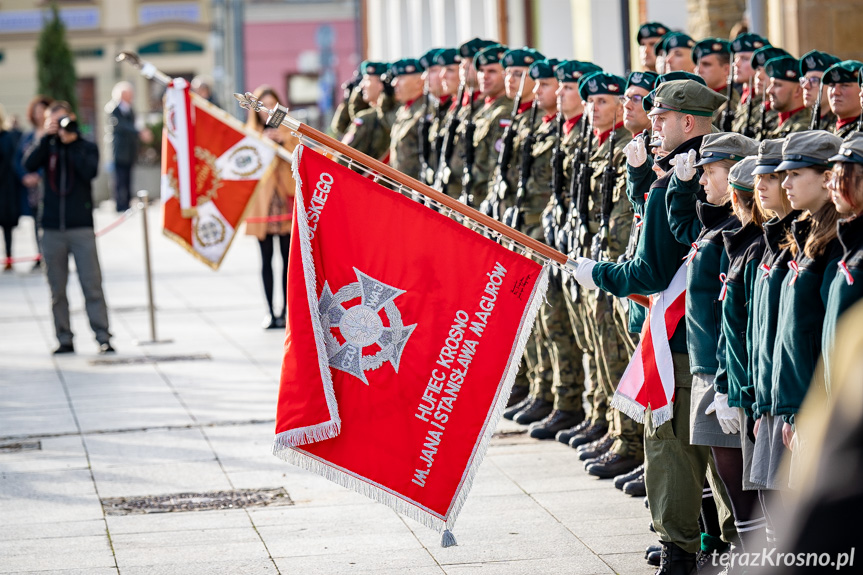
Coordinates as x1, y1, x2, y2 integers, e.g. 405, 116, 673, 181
777, 130, 843, 171
636, 22, 669, 44
578, 72, 627, 100
390, 58, 424, 77
475, 44, 508, 67
799, 50, 841, 75
752, 46, 790, 70
419, 49, 443, 70
764, 55, 801, 82
822, 60, 863, 85
752, 138, 785, 175
728, 156, 759, 192
529, 58, 560, 80
694, 132, 759, 167
459, 38, 497, 60
829, 131, 863, 164
692, 38, 731, 64
644, 79, 727, 117
434, 48, 460, 67
626, 70, 658, 92
502, 47, 544, 69
730, 33, 770, 54
657, 31, 695, 55
360, 61, 390, 76
554, 60, 602, 83
655, 71, 706, 88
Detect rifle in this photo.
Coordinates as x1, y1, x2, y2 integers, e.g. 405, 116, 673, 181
503, 99, 538, 231
742, 78, 756, 138
591, 108, 619, 264
809, 77, 824, 131
757, 80, 768, 141
459, 87, 478, 207
488, 71, 527, 220
568, 105, 594, 303
433, 80, 465, 193
418, 81, 433, 185
720, 50, 736, 132
542, 103, 565, 250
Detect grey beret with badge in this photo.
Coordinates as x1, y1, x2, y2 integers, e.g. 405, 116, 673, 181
695, 132, 759, 166
829, 131, 863, 164
752, 138, 786, 175
777, 130, 844, 171
728, 156, 759, 192
644, 79, 727, 117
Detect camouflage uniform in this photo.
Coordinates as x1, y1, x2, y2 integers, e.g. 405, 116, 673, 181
764, 107, 813, 140
583, 124, 642, 459
389, 98, 425, 180
428, 95, 453, 182
713, 88, 740, 131
831, 115, 861, 138
342, 96, 397, 161
471, 96, 513, 205
331, 86, 370, 140
436, 94, 479, 199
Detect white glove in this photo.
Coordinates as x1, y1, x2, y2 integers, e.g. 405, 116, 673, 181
573, 257, 597, 290
623, 137, 647, 168
705, 392, 741, 435
670, 149, 697, 182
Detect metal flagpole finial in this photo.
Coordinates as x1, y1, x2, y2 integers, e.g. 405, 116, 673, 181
115, 51, 142, 68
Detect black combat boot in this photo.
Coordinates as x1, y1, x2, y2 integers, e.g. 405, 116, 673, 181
503, 396, 532, 420
614, 463, 644, 490
528, 409, 584, 439
623, 474, 646, 497
654, 541, 697, 575
513, 398, 553, 425
555, 419, 592, 444
568, 422, 608, 448
506, 385, 529, 407
586, 452, 643, 479
576, 433, 614, 461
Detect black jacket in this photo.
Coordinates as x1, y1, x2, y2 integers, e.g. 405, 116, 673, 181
106, 102, 138, 166
23, 134, 99, 230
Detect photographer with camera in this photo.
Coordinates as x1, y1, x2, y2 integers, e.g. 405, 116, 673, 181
23, 101, 113, 355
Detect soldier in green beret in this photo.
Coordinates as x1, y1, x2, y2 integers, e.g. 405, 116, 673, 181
751, 46, 790, 138
799, 50, 841, 129
330, 68, 370, 140
636, 21, 670, 73
341, 61, 397, 162
388, 58, 426, 179
823, 60, 863, 138
764, 55, 812, 139
572, 78, 728, 571
659, 31, 697, 74
428, 49, 460, 181
693, 38, 738, 130
730, 33, 770, 136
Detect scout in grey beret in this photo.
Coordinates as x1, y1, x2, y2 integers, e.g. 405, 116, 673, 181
695, 132, 759, 166
777, 130, 844, 171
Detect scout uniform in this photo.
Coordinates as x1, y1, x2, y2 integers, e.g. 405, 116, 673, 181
823, 132, 863, 396
799, 50, 842, 130
388, 58, 426, 180
692, 38, 739, 130
342, 62, 397, 162
577, 80, 731, 566
729, 33, 770, 136
749, 139, 800, 492
822, 60, 863, 138
771, 131, 843, 428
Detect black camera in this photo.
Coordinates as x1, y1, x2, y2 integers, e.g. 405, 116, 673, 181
58, 116, 79, 135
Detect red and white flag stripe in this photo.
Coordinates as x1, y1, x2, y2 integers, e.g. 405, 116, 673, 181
610, 264, 687, 426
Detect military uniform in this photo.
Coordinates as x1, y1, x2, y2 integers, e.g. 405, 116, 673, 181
823, 60, 863, 139
331, 83, 370, 140
342, 95, 397, 161
387, 58, 426, 180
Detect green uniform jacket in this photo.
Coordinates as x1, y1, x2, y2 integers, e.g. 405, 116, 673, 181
771, 218, 842, 423
717, 222, 766, 415
751, 211, 800, 418
764, 107, 813, 140
389, 98, 425, 180
831, 115, 861, 139
342, 98, 397, 161
822, 215, 863, 397
621, 160, 657, 334
472, 96, 513, 201
591, 137, 706, 356
515, 113, 553, 239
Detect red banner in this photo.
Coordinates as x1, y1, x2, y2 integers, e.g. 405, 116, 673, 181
276, 146, 548, 541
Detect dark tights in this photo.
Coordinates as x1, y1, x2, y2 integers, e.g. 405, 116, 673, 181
258, 233, 290, 317
2, 225, 12, 259
712, 446, 764, 549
